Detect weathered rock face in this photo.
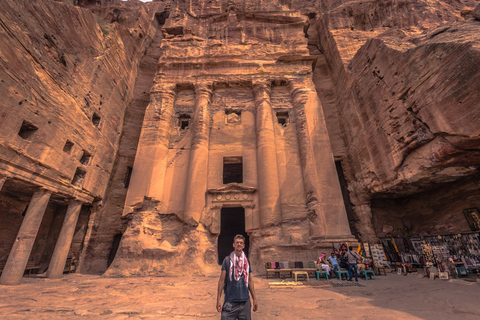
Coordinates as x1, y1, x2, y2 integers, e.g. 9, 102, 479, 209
0, 0, 158, 277
1, 0, 479, 280
308, 0, 480, 241
0, 0, 155, 201
77, 1, 168, 274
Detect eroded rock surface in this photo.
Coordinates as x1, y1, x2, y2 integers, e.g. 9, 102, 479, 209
306, 0, 480, 241
0, 0, 479, 279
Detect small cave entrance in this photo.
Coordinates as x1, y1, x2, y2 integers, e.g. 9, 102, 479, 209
217, 207, 249, 265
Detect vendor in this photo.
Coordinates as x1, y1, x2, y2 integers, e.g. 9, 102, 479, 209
317, 253, 334, 277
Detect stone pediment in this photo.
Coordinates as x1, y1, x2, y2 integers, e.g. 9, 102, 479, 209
208, 183, 256, 194
208, 183, 256, 206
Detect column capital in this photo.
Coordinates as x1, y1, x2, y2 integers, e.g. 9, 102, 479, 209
150, 83, 177, 97
194, 82, 213, 96
67, 198, 83, 206
252, 80, 271, 96
36, 188, 53, 195
288, 78, 316, 96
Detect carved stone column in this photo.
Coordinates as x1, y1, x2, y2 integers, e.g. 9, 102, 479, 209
123, 83, 177, 215
353, 204, 378, 243
0, 189, 52, 285
183, 83, 213, 225
289, 78, 354, 240
46, 200, 82, 278
253, 81, 281, 227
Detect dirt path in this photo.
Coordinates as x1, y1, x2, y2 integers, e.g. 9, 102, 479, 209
0, 272, 479, 319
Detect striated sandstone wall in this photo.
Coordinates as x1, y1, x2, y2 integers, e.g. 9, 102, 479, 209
0, 0, 160, 273
0, 0, 154, 201
309, 0, 480, 241
78, 1, 168, 274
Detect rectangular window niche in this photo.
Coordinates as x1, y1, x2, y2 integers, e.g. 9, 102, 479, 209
63, 140, 74, 153
80, 150, 92, 165
72, 168, 86, 187
223, 156, 243, 184
276, 111, 289, 127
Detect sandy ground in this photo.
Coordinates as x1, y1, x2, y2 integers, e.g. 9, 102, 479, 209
0, 271, 479, 320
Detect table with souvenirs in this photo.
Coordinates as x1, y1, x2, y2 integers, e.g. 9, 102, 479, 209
375, 232, 480, 278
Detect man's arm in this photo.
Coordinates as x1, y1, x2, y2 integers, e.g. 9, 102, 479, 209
217, 270, 226, 312
248, 273, 258, 312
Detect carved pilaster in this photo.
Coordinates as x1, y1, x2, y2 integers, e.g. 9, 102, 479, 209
289, 78, 355, 241
123, 84, 177, 215
47, 200, 82, 278
0, 189, 52, 285
253, 81, 282, 227
183, 82, 213, 225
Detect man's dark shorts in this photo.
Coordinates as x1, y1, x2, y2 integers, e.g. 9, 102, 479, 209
221, 299, 251, 320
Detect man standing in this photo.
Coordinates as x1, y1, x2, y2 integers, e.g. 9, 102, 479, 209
217, 234, 258, 319
343, 246, 360, 282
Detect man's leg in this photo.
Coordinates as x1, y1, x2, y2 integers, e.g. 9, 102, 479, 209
353, 264, 358, 281
237, 300, 252, 320
347, 264, 353, 280
333, 264, 340, 277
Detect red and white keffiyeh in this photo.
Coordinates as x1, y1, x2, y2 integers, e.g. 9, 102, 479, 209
229, 251, 249, 288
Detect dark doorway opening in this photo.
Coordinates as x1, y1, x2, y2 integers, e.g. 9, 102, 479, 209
217, 207, 249, 264
107, 234, 123, 268
335, 160, 357, 235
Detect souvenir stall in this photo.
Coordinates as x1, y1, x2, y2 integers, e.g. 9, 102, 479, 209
380, 232, 480, 278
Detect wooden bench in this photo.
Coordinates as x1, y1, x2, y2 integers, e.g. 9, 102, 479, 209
266, 268, 292, 279
265, 262, 316, 279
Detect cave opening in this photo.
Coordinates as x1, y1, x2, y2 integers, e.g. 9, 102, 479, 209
217, 207, 249, 265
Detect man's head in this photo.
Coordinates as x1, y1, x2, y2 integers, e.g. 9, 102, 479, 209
348, 246, 353, 251
331, 252, 335, 257
233, 234, 245, 254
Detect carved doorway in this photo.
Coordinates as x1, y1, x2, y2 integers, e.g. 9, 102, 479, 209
217, 207, 249, 264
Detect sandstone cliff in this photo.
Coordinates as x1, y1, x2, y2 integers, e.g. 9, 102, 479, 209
0, 0, 157, 269
307, 0, 480, 240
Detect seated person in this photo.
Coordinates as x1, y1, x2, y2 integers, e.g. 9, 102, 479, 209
317, 253, 333, 277
328, 252, 341, 275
